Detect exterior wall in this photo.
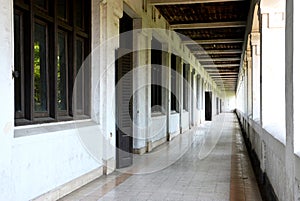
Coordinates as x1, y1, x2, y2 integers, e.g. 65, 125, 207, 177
0, 0, 14, 200
235, 1, 300, 200
236, 111, 300, 201
0, 0, 109, 200
12, 123, 102, 201
0, 0, 224, 199
235, 1, 299, 199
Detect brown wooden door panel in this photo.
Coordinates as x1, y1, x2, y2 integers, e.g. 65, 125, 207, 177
205, 91, 212, 121
115, 48, 133, 169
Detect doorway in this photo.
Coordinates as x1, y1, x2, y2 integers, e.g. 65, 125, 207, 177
115, 12, 133, 168
205, 91, 212, 121
216, 97, 219, 115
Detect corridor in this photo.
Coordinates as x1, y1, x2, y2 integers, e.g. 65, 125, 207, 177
59, 113, 261, 201
1, 0, 299, 200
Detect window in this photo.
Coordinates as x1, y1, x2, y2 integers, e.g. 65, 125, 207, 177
171, 54, 179, 112
151, 37, 162, 112
14, 0, 91, 125
183, 63, 189, 111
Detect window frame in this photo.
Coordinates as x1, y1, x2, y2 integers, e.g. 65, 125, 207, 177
14, 0, 91, 126
14, 9, 25, 119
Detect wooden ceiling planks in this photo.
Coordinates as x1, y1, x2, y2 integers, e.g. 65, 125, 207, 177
153, 0, 251, 92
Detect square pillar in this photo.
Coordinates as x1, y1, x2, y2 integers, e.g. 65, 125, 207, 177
99, 0, 123, 173
251, 32, 261, 123
285, 0, 296, 200
132, 26, 150, 154
260, 6, 286, 140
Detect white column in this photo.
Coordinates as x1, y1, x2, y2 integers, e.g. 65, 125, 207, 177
294, 0, 300, 156
179, 58, 184, 133
0, 0, 14, 199
285, 0, 296, 200
251, 32, 261, 123
260, 1, 286, 141
132, 24, 150, 152
187, 65, 192, 128
193, 71, 197, 125
146, 32, 152, 149
99, 0, 123, 173
243, 61, 248, 115
247, 47, 253, 118
161, 43, 171, 140
294, 0, 300, 198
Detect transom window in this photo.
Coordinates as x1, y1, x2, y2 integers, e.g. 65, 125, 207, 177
14, 0, 91, 125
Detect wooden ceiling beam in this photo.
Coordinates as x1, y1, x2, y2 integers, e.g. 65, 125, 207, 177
171, 21, 246, 29
206, 71, 239, 73
183, 38, 244, 45
203, 64, 240, 68
203, 67, 239, 71
193, 49, 242, 54
148, 0, 245, 5
214, 79, 237, 81
211, 76, 238, 78
218, 82, 236, 83
212, 77, 237, 78
215, 82, 236, 84
198, 57, 241, 62
216, 80, 236, 82
210, 72, 238, 74
208, 75, 238, 77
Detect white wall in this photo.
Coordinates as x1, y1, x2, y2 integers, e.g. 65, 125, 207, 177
0, 0, 109, 200
236, 111, 300, 201
181, 111, 189, 132
169, 113, 180, 135
12, 123, 102, 201
0, 0, 14, 200
0, 0, 226, 199
260, 0, 286, 144
150, 115, 167, 142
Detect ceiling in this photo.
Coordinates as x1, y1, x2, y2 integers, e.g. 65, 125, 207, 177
149, 0, 251, 92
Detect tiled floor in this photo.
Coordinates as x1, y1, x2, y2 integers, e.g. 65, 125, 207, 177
59, 113, 262, 201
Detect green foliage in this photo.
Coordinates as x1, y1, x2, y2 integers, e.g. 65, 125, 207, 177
34, 42, 41, 111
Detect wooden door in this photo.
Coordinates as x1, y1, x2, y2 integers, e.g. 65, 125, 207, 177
205, 91, 212, 121
115, 48, 133, 168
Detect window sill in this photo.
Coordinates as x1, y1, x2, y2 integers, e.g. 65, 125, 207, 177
151, 111, 166, 117
14, 118, 96, 138
170, 110, 179, 115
